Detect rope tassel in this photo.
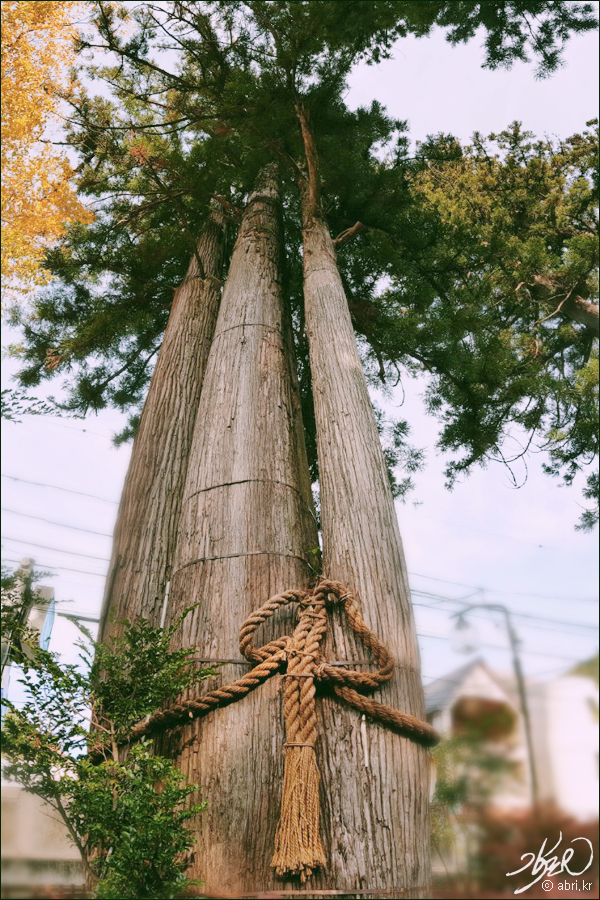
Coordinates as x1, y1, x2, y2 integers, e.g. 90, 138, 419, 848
272, 745, 326, 881
271, 594, 328, 880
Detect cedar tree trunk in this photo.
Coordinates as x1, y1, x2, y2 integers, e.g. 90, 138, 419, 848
99, 213, 225, 640
295, 104, 432, 899
165, 167, 319, 896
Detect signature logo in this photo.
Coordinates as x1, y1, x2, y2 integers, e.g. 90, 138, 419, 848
506, 832, 594, 894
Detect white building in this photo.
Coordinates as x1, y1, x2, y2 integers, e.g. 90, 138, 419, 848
425, 657, 599, 820
425, 658, 533, 811
1, 782, 84, 899
529, 675, 599, 821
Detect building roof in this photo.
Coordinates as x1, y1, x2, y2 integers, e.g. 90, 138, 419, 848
424, 657, 514, 715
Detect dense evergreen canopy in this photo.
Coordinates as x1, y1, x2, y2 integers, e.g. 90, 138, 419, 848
6, 0, 598, 525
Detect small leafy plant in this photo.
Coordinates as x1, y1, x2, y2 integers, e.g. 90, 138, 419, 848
1, 591, 214, 900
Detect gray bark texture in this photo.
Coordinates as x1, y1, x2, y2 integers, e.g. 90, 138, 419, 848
561, 294, 599, 336
163, 168, 320, 896
531, 274, 599, 337
298, 181, 432, 899
99, 214, 225, 642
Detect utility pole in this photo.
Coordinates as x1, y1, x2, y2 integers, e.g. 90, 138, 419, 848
1, 558, 55, 686
453, 603, 539, 808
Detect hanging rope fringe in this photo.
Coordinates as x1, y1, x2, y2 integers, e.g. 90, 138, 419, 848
270, 584, 327, 880
273, 744, 325, 880
103, 579, 439, 881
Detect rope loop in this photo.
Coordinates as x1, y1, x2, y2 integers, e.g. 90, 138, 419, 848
121, 578, 438, 748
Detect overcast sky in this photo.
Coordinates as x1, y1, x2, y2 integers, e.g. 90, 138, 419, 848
2, 11, 598, 697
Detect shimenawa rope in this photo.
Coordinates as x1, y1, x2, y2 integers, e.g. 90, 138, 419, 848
103, 579, 439, 882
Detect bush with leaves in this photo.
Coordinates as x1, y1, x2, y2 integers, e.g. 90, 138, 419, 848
1, 602, 215, 899
430, 725, 519, 877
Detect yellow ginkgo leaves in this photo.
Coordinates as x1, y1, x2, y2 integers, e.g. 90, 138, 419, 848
1, 1, 94, 297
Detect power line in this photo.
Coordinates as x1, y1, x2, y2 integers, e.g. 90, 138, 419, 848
409, 570, 599, 603
510, 609, 598, 631
1, 507, 113, 538
2, 558, 592, 666
1, 536, 110, 562
45, 420, 112, 438
3, 478, 596, 603
1, 552, 106, 578
412, 605, 598, 639
2, 540, 597, 631
416, 630, 588, 663
26, 602, 99, 619
57, 611, 99, 624
411, 595, 598, 632
1, 474, 118, 504
407, 509, 591, 557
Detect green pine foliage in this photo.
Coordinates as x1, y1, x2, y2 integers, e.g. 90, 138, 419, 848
5, 1, 598, 525
376, 122, 599, 526
0, 388, 57, 422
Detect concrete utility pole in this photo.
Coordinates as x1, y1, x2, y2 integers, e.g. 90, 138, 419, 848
1, 558, 55, 688
453, 603, 539, 808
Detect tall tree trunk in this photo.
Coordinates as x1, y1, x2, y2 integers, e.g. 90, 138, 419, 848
165, 167, 319, 896
99, 213, 225, 641
296, 105, 432, 899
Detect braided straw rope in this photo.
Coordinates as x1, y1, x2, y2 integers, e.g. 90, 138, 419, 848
119, 580, 438, 881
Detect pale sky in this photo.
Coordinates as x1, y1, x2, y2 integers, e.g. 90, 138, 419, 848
2, 12, 598, 697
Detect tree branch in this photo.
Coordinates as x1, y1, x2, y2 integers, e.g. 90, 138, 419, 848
532, 275, 599, 337
295, 101, 321, 218
333, 221, 366, 248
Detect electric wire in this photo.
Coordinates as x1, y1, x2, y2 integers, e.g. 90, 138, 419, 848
1, 473, 118, 504
408, 570, 598, 603
1, 507, 113, 537
2, 541, 597, 630
1, 536, 110, 562
406, 508, 588, 556
415, 630, 588, 662
411, 598, 598, 633
4, 472, 597, 568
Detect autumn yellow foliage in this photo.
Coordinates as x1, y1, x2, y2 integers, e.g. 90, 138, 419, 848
1, 0, 94, 296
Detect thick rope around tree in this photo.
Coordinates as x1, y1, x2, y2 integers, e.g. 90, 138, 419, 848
127, 580, 437, 745
122, 579, 438, 881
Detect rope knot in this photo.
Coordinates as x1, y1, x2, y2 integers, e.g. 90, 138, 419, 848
314, 663, 327, 680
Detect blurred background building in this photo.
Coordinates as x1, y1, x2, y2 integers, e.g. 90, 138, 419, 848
1, 784, 84, 900
2, 558, 55, 705
427, 656, 599, 895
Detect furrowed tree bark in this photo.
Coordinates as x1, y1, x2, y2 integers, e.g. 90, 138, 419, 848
164, 167, 319, 896
295, 107, 432, 899
98, 213, 225, 641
